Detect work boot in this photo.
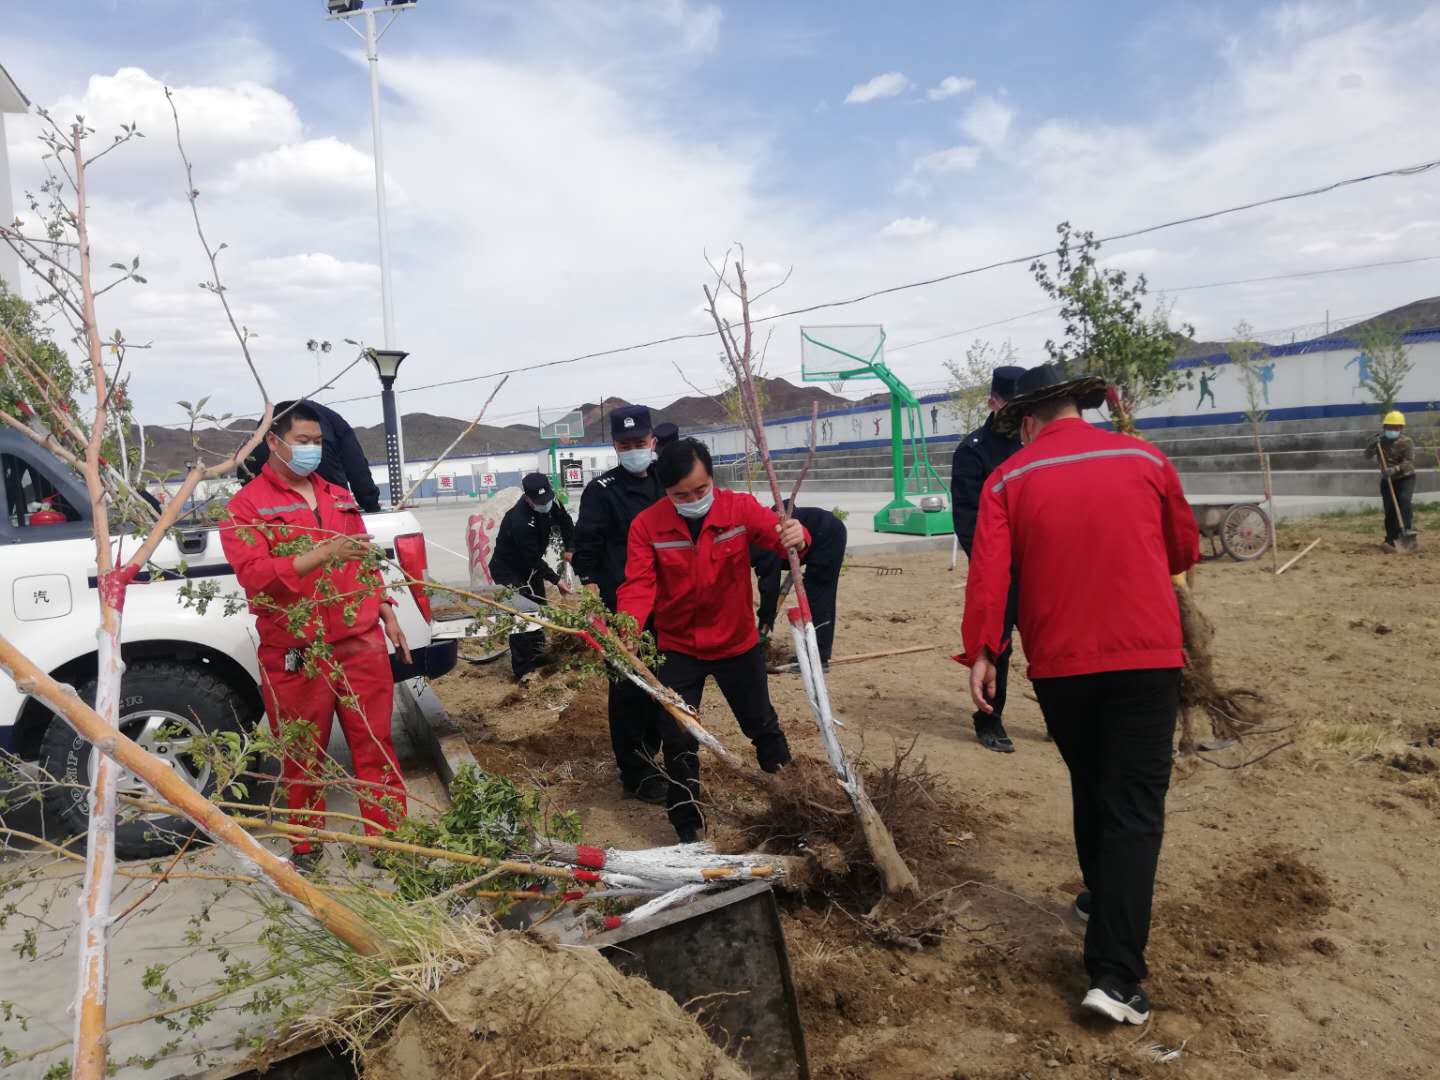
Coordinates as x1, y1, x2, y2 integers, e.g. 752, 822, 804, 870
1072, 890, 1092, 923
756, 734, 792, 773
974, 714, 1015, 754
675, 824, 702, 845
623, 776, 669, 805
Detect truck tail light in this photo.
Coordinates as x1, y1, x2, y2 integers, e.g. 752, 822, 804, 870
394, 532, 433, 622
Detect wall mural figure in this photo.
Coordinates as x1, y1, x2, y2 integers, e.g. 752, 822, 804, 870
1196, 370, 1218, 409
1345, 352, 1372, 394
1256, 363, 1276, 404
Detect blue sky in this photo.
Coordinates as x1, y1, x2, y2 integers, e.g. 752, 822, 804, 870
2, 1, 1437, 431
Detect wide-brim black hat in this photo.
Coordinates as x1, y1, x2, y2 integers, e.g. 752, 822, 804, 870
994, 361, 1109, 435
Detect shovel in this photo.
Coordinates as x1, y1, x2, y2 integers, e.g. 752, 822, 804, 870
1376, 442, 1419, 552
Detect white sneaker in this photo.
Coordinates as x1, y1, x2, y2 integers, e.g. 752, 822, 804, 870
1082, 985, 1151, 1025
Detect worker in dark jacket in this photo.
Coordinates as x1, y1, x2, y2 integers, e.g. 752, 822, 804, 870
960, 361, 1200, 1028
572, 405, 666, 801
755, 503, 847, 663
489, 473, 576, 680
951, 364, 1026, 753
241, 399, 382, 512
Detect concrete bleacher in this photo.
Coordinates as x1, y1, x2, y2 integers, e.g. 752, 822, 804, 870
1150, 413, 1439, 497
717, 413, 1438, 499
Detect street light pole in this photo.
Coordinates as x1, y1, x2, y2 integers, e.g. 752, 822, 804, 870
366, 348, 409, 505
360, 8, 397, 351
328, 1, 414, 493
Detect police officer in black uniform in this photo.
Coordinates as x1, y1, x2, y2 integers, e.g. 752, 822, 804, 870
573, 405, 666, 802
951, 365, 1026, 753
654, 421, 680, 448
489, 472, 576, 680
755, 503, 847, 664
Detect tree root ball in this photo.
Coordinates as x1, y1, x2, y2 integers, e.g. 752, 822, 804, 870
366, 932, 746, 1080
1176, 583, 1263, 741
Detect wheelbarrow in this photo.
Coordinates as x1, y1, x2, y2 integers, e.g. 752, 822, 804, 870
1188, 497, 1272, 562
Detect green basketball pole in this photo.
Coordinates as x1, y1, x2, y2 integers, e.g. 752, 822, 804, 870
800, 328, 953, 537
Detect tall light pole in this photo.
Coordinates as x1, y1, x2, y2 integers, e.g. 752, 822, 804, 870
326, 1, 415, 497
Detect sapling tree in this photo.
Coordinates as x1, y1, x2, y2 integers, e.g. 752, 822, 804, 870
0, 98, 399, 1078
944, 339, 1017, 433
702, 247, 919, 899
1030, 222, 1194, 431
1354, 321, 1413, 416
1227, 322, 1279, 572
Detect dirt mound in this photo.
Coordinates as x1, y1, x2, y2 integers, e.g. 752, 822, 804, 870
367, 932, 745, 1080
721, 746, 983, 924
1153, 846, 1332, 983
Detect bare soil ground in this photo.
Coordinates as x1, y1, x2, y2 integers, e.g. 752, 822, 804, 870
431, 506, 1440, 1079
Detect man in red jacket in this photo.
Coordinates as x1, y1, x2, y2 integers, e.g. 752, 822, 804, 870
959, 362, 1200, 1026
222, 403, 410, 872
619, 437, 808, 841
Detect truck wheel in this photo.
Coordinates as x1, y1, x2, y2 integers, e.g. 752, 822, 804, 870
38, 660, 262, 861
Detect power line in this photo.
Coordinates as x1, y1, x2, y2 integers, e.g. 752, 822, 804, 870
885, 251, 1440, 354
317, 156, 1440, 406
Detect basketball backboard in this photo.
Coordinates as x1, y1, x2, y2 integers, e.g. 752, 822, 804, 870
538, 406, 584, 442
800, 325, 885, 392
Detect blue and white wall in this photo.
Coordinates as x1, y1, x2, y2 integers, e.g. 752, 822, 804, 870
363, 327, 1440, 499
1140, 330, 1440, 429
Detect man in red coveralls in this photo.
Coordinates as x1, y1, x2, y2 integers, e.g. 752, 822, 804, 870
619, 437, 808, 842
223, 403, 410, 872
959, 362, 1200, 1026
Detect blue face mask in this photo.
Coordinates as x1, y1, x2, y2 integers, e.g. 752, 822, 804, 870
618, 447, 655, 474
529, 498, 554, 514
1383, 429, 1401, 440
285, 442, 323, 477
673, 489, 714, 519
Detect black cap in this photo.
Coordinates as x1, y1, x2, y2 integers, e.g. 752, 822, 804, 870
990, 365, 1026, 400
654, 421, 679, 446
610, 404, 652, 439
522, 473, 552, 499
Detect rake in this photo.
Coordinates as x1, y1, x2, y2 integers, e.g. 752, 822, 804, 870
846, 563, 903, 576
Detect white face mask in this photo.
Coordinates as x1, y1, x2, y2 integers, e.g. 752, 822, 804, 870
618, 447, 655, 474
529, 498, 554, 514
673, 489, 714, 519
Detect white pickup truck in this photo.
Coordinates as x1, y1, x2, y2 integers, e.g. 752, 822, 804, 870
0, 430, 462, 858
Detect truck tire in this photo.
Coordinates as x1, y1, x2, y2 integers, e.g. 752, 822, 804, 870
38, 660, 263, 861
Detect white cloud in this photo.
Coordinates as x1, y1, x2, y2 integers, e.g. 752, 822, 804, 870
12, 6, 1440, 432
844, 71, 913, 104
960, 95, 1013, 147
927, 75, 975, 101
913, 145, 982, 173
880, 217, 938, 239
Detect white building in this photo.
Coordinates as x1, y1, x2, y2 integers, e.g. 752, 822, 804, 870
0, 63, 29, 292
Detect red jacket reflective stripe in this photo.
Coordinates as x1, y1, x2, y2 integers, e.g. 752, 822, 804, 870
960, 417, 1200, 679
221, 462, 387, 652
619, 488, 811, 660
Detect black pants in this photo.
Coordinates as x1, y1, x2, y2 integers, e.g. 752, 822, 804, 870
973, 580, 1021, 728
509, 571, 548, 678
656, 644, 791, 833
806, 565, 840, 664
1033, 667, 1179, 990
1382, 474, 1416, 543
609, 675, 663, 791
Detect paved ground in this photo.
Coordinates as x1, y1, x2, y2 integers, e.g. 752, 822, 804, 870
0, 687, 448, 1079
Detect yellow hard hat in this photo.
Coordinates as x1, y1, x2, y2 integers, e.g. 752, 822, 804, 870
1382, 410, 1406, 427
